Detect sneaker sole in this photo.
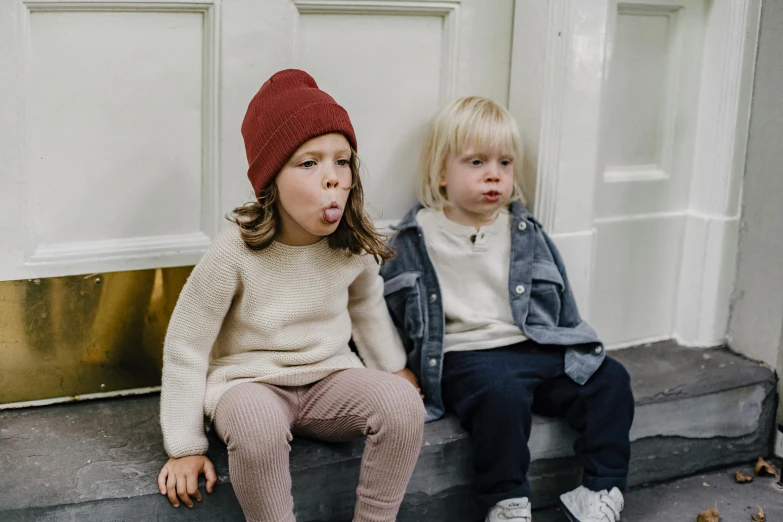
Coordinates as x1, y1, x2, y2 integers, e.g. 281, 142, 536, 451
558, 498, 580, 522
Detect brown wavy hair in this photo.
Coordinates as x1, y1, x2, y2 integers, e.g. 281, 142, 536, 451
228, 152, 394, 262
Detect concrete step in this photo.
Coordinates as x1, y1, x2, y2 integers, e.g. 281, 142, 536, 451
0, 342, 776, 522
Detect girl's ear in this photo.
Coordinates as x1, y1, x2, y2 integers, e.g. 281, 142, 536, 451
438, 169, 447, 188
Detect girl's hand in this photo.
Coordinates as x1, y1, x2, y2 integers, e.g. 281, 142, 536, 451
158, 455, 217, 508
394, 368, 425, 399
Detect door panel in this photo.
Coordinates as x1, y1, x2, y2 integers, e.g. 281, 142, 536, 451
591, 0, 707, 346
1, 0, 514, 282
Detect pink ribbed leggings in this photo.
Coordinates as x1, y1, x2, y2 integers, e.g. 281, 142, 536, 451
214, 368, 426, 522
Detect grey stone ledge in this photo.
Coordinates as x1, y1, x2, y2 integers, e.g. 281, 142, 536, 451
0, 341, 776, 521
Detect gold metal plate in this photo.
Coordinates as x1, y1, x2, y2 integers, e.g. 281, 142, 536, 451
0, 267, 192, 407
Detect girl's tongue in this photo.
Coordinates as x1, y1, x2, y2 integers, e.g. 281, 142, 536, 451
323, 207, 342, 224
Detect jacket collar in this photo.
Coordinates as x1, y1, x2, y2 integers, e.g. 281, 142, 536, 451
394, 204, 425, 231
394, 201, 533, 231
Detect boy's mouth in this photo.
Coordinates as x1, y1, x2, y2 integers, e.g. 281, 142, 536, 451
322, 202, 343, 224
483, 190, 501, 203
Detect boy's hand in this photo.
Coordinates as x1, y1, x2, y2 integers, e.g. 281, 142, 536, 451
158, 455, 217, 508
394, 368, 425, 398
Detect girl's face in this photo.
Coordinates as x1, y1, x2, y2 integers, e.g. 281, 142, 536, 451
275, 133, 353, 246
440, 145, 515, 227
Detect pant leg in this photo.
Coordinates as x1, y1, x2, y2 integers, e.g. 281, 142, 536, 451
532, 356, 635, 492
214, 382, 298, 522
295, 368, 426, 522
441, 344, 563, 508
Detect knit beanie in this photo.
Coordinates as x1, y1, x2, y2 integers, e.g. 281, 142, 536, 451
241, 69, 358, 198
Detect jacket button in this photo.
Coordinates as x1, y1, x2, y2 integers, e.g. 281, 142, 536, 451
515, 285, 526, 295
430, 293, 438, 302
429, 358, 438, 367
518, 221, 527, 231
594, 346, 602, 354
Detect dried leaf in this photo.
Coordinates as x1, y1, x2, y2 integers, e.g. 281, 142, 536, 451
755, 458, 777, 477
751, 506, 765, 522
703, 482, 711, 487
736, 470, 754, 483
697, 507, 720, 522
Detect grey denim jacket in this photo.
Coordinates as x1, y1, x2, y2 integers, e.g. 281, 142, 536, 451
380, 202, 605, 421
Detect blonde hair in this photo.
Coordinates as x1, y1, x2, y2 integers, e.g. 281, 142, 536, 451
418, 96, 525, 210
229, 152, 394, 262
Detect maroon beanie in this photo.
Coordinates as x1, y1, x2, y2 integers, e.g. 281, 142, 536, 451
241, 69, 358, 198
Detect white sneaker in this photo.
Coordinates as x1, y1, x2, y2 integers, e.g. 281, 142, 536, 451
559, 486, 624, 522
485, 497, 532, 522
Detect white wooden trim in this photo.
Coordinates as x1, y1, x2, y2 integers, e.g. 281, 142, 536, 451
512, 0, 610, 319
688, 0, 760, 216
606, 334, 673, 351
606, 333, 724, 350
593, 209, 687, 225
615, 4, 682, 178
542, 0, 611, 235
603, 165, 668, 183
292, 0, 460, 102
549, 228, 595, 320
602, 3, 685, 183
532, 0, 570, 232
23, 0, 216, 11
675, 214, 741, 345
200, 0, 221, 240
522, 0, 761, 347
293, 0, 460, 12
26, 232, 212, 265
674, 0, 761, 346
673, 334, 728, 349
14, 0, 33, 282
18, 0, 221, 276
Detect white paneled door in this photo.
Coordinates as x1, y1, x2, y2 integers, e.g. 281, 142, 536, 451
0, 0, 514, 282
1, 0, 760, 349
510, 0, 760, 349
591, 0, 760, 347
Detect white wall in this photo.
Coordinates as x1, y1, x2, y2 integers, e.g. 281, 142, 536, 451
729, 0, 783, 369
727, 0, 783, 452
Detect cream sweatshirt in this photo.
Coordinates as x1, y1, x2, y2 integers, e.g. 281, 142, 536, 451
160, 226, 407, 458
417, 207, 528, 352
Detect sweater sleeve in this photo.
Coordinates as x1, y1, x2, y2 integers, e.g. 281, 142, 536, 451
348, 255, 408, 373
160, 229, 241, 458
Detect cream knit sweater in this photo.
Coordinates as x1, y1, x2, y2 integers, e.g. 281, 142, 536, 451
160, 227, 407, 458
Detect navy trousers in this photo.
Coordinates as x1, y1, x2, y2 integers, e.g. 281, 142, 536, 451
441, 341, 635, 508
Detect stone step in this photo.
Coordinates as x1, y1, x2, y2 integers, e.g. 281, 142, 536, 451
0, 342, 776, 522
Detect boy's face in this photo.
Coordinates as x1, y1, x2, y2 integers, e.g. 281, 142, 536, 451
275, 133, 353, 246
440, 145, 515, 227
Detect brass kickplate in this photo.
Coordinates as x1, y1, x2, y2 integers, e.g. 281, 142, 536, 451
0, 266, 192, 407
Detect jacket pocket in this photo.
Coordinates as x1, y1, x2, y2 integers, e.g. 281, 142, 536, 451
384, 272, 425, 342
526, 261, 564, 327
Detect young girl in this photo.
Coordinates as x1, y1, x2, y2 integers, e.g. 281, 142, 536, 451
157, 69, 425, 522
381, 97, 634, 522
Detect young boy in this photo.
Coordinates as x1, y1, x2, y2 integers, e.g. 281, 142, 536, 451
381, 96, 634, 522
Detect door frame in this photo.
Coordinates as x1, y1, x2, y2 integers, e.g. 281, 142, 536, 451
509, 0, 761, 347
